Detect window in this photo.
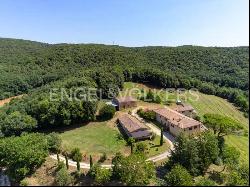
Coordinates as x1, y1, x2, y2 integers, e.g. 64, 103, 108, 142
194, 126, 197, 129
189, 127, 192, 130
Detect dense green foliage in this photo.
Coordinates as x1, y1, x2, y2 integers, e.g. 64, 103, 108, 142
112, 153, 155, 185
70, 147, 82, 162
168, 131, 219, 176
0, 38, 248, 137
98, 105, 116, 120
164, 164, 193, 186
89, 164, 112, 185
0, 133, 57, 181
0, 111, 37, 136
46, 132, 62, 153
203, 113, 245, 157
0, 38, 248, 185
137, 108, 156, 121
226, 164, 249, 186
195, 177, 217, 186
0, 38, 248, 112
203, 114, 244, 137
55, 162, 72, 186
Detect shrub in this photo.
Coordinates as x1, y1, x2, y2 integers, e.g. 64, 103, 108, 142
135, 142, 149, 154
70, 148, 82, 162
98, 152, 107, 163
89, 164, 111, 184
55, 165, 72, 186
20, 179, 29, 186
98, 105, 116, 120
137, 109, 156, 121
46, 132, 62, 153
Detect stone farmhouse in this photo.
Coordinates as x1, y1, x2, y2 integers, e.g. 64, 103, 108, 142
172, 104, 197, 118
112, 96, 137, 110
153, 107, 203, 137
117, 114, 152, 140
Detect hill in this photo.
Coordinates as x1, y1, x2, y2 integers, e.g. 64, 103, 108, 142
0, 38, 249, 134
0, 38, 248, 97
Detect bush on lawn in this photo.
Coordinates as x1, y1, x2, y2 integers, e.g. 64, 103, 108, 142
70, 147, 82, 162
98, 105, 116, 120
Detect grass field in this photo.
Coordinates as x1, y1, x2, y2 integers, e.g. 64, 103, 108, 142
59, 122, 128, 157
59, 120, 170, 161
122, 82, 249, 163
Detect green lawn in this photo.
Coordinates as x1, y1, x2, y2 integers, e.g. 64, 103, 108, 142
142, 135, 170, 157
59, 122, 128, 157
59, 120, 170, 160
123, 82, 249, 163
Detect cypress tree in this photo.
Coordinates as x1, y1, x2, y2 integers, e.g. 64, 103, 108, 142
77, 160, 80, 172
65, 154, 69, 169
160, 127, 164, 146
90, 155, 93, 169
57, 153, 60, 163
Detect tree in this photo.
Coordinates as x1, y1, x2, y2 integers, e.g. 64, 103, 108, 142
0, 133, 49, 181
65, 154, 69, 170
89, 164, 112, 185
164, 164, 193, 186
203, 114, 244, 156
57, 153, 60, 163
71, 147, 82, 162
155, 95, 161, 104
203, 114, 244, 137
221, 145, 240, 171
46, 132, 62, 153
76, 160, 80, 172
55, 163, 72, 186
226, 171, 247, 186
112, 153, 155, 186
90, 155, 93, 169
146, 89, 154, 102
168, 133, 200, 176
196, 131, 219, 174
0, 111, 37, 136
127, 137, 135, 154
160, 127, 164, 146
168, 131, 219, 176
98, 105, 116, 120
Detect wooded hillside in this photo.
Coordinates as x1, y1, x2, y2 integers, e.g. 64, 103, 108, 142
0, 38, 249, 115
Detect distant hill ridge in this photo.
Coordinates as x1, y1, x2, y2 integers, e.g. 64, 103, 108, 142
0, 37, 249, 113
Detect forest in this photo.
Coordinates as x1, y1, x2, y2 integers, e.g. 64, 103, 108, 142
0, 38, 249, 185
0, 38, 249, 136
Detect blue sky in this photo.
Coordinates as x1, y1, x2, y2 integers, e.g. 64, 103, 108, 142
0, 0, 249, 46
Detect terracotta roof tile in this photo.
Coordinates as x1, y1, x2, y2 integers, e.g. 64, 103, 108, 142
153, 107, 201, 128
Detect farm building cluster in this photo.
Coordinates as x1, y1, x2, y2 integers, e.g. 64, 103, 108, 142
113, 96, 204, 140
